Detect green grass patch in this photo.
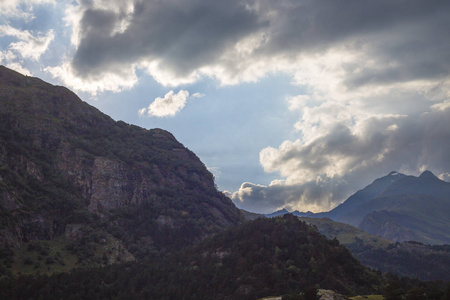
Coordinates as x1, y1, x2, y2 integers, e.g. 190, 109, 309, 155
300, 217, 392, 249
11, 236, 78, 276
11, 229, 135, 276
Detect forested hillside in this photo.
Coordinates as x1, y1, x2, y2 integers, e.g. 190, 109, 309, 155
0, 215, 384, 299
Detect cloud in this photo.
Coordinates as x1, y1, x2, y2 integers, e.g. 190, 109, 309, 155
3, 0, 446, 97
57, 0, 262, 87
191, 92, 205, 98
2, 0, 449, 215
231, 180, 349, 214
40, 0, 448, 95
207, 166, 221, 178
45, 61, 138, 95
0, 1, 56, 77
0, 25, 54, 61
233, 105, 450, 213
0, 0, 55, 21
2, 61, 32, 76
139, 90, 191, 118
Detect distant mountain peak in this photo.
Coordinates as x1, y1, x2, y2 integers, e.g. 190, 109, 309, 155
419, 170, 438, 179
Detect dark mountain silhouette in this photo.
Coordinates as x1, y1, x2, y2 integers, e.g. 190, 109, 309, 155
0, 66, 243, 272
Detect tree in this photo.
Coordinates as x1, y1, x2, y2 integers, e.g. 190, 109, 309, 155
405, 286, 426, 300
383, 275, 404, 300
303, 285, 321, 300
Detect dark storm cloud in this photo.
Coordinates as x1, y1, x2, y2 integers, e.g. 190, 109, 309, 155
72, 0, 264, 77
344, 10, 450, 89
70, 0, 450, 88
257, 0, 450, 90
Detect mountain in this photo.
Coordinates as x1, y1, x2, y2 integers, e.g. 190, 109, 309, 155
264, 209, 316, 218
0, 215, 384, 299
0, 66, 243, 272
264, 208, 290, 218
262, 171, 406, 223
353, 171, 450, 244
240, 208, 262, 220
265, 171, 450, 245
324, 171, 406, 224
328, 170, 450, 244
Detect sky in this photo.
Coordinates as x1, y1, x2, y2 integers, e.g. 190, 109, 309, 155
1, 0, 450, 214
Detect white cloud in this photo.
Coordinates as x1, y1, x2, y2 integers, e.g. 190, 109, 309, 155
231, 180, 342, 214
287, 95, 311, 111
207, 166, 221, 178
137, 107, 147, 118
45, 61, 138, 96
4, 62, 32, 75
0, 0, 56, 77
0, 0, 55, 21
191, 92, 205, 98
0, 25, 55, 61
140, 90, 190, 118
0, 48, 32, 76
432, 101, 450, 111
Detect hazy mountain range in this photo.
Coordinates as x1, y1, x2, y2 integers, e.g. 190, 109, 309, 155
266, 170, 450, 245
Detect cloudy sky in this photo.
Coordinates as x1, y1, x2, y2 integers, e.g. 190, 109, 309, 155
1, 0, 450, 213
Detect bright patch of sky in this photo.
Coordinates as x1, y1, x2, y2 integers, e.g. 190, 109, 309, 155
1, 0, 450, 213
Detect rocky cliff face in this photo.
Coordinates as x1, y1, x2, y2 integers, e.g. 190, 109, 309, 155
0, 66, 243, 255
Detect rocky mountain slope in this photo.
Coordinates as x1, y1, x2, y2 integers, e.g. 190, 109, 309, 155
0, 66, 243, 270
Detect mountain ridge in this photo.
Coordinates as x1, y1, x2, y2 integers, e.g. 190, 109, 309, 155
324, 171, 406, 223
264, 170, 450, 244
0, 66, 244, 270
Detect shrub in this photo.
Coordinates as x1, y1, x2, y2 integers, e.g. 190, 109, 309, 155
23, 257, 34, 265
45, 256, 55, 265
